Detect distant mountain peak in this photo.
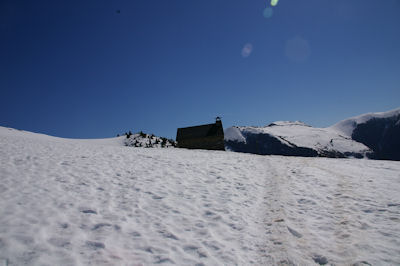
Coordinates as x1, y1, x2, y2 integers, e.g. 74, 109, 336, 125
225, 107, 400, 160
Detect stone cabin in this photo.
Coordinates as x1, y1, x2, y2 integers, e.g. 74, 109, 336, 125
176, 118, 225, 150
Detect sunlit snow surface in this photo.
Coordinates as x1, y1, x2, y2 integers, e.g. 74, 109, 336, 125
1, 127, 400, 265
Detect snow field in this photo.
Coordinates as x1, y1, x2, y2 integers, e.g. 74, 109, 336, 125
0, 126, 400, 265
0, 128, 273, 265
269, 157, 400, 264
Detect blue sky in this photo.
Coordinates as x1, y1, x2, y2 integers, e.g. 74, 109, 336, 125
1, 0, 399, 139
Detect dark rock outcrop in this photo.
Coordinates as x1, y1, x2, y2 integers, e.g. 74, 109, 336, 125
351, 114, 400, 161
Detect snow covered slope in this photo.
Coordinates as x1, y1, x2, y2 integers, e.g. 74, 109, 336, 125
1, 126, 400, 265
225, 121, 371, 158
330, 107, 400, 137
0, 126, 127, 146
330, 108, 400, 160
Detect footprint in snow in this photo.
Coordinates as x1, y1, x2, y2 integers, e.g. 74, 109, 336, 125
81, 209, 97, 214
297, 198, 316, 205
92, 223, 112, 230
86, 241, 105, 249
154, 256, 174, 264
287, 226, 302, 238
59, 223, 69, 229
48, 237, 71, 248
312, 255, 328, 265
129, 231, 141, 238
352, 261, 372, 266
204, 210, 215, 216
183, 245, 208, 258
152, 195, 164, 200
158, 230, 179, 240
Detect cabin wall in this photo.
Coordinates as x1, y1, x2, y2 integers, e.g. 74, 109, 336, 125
177, 135, 225, 151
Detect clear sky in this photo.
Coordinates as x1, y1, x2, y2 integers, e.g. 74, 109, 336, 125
1, 0, 400, 139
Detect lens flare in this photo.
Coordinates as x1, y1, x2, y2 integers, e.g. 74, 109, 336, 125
271, 0, 279, 6
241, 43, 253, 58
263, 7, 273, 18
285, 36, 311, 62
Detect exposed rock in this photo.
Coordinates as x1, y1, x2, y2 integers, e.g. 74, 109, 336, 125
352, 114, 400, 161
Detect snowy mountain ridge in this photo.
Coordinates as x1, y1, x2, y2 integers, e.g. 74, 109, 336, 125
330, 107, 400, 137
225, 122, 371, 158
266, 121, 311, 127
225, 107, 400, 160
